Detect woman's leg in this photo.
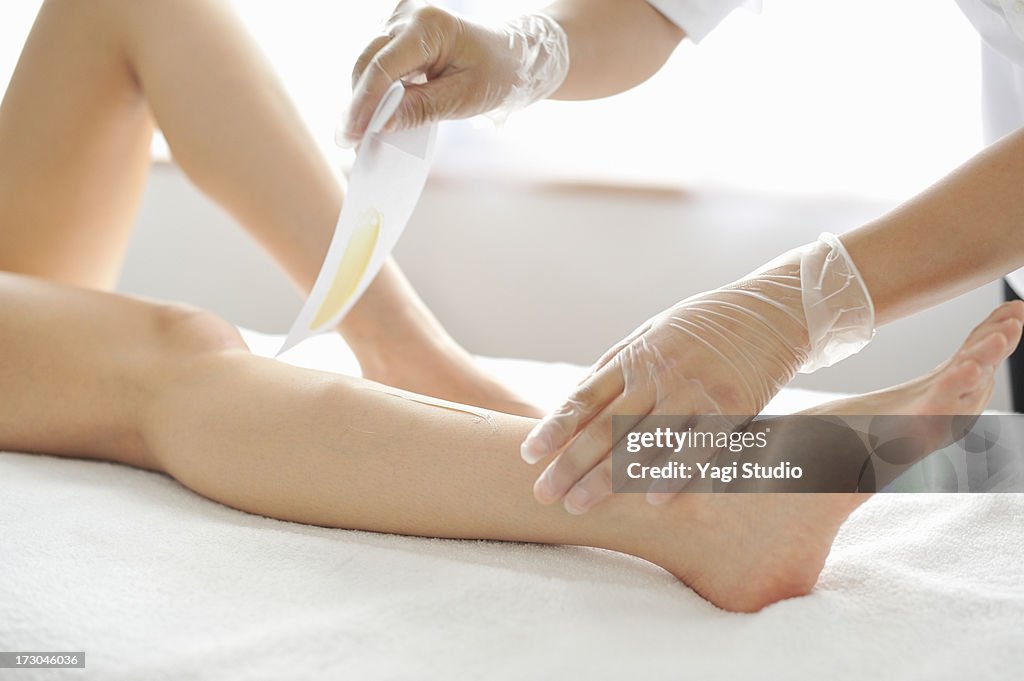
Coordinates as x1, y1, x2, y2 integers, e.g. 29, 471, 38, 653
0, 272, 246, 471
0, 0, 152, 288
0, 0, 538, 415
3, 271, 1018, 612
0, 270, 651, 552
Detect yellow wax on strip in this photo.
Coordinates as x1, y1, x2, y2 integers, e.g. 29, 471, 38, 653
311, 208, 382, 329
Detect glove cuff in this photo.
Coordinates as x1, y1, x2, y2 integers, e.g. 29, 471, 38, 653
797, 232, 876, 373
487, 13, 570, 124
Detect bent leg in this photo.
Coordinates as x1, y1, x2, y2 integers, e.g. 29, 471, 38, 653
108, 0, 537, 412
0, 0, 380, 297
0, 0, 154, 287
0, 0, 538, 415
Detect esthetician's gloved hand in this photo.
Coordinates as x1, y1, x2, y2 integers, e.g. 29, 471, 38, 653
521, 233, 876, 513
339, 0, 570, 147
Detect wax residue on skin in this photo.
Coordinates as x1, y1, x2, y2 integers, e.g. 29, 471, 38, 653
376, 389, 497, 432
311, 208, 382, 329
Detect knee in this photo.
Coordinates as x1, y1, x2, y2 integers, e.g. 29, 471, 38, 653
147, 303, 248, 360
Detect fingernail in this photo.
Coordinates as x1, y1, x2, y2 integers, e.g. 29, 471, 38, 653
533, 469, 557, 504
564, 487, 590, 515
335, 124, 357, 149
520, 433, 546, 464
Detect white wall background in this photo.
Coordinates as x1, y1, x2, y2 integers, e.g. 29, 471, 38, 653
122, 166, 1008, 406
3, 0, 981, 198
0, 1, 1012, 408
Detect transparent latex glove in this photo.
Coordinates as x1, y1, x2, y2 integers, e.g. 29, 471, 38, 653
521, 233, 875, 514
338, 0, 569, 147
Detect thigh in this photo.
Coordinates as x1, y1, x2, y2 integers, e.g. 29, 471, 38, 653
0, 271, 246, 469
0, 0, 154, 289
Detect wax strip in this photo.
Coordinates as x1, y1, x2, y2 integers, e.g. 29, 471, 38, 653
377, 390, 497, 432
311, 208, 381, 329
278, 82, 438, 356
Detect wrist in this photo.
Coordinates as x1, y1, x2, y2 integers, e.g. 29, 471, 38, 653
796, 233, 875, 373
733, 234, 875, 374
488, 13, 570, 121
723, 267, 812, 368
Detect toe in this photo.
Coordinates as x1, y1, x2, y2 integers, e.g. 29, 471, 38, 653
989, 300, 1024, 324
961, 302, 1024, 349
1000, 299, 1024, 323
962, 316, 1021, 365
963, 331, 1011, 367
937, 359, 987, 403
999, 316, 1024, 352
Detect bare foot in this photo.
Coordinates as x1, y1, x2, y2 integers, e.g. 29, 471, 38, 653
635, 301, 1024, 612
808, 300, 1024, 417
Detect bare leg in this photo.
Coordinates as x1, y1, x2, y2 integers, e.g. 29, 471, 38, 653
0, 0, 151, 287
0, 271, 647, 552
0, 0, 538, 416
2, 273, 1018, 612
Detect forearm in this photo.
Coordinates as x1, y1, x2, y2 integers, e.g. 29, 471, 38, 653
544, 0, 685, 100
843, 126, 1024, 325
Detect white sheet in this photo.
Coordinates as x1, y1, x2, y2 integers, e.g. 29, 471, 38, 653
1, 330, 1022, 680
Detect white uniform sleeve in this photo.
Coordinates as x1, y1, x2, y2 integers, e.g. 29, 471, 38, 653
646, 0, 760, 43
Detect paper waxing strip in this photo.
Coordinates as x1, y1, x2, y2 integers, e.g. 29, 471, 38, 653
278, 81, 438, 355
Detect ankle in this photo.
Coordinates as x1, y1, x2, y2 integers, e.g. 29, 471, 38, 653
352, 330, 468, 381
